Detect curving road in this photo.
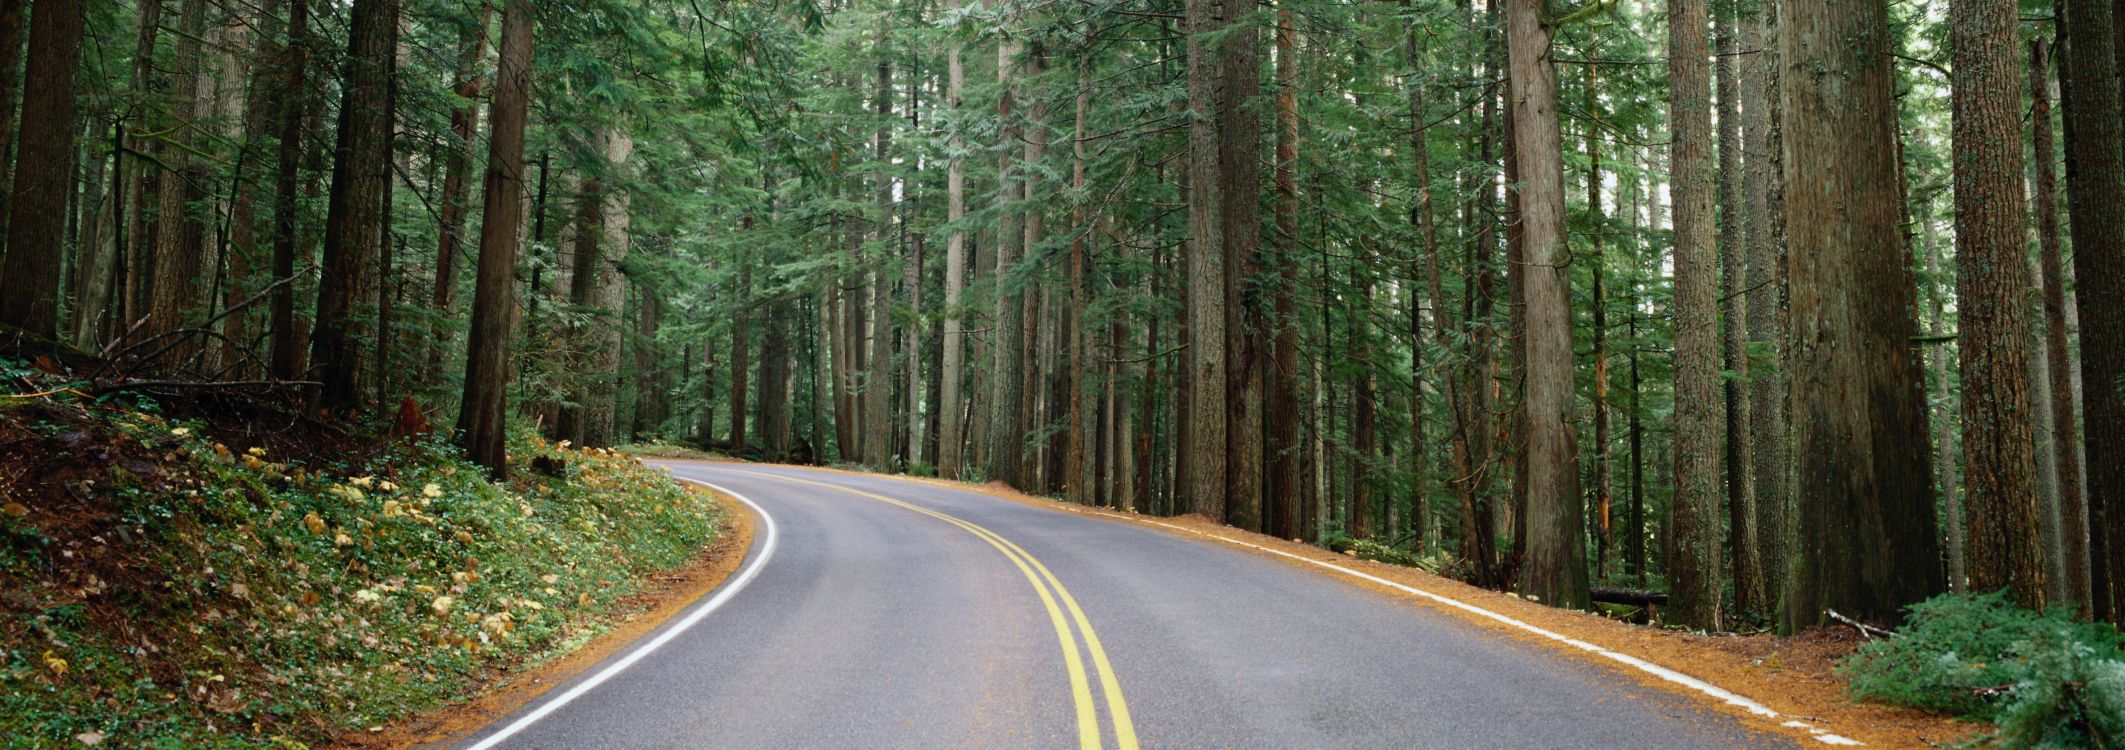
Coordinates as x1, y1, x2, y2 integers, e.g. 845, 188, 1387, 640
445, 462, 1795, 749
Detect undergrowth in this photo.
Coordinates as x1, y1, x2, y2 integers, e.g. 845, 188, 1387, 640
0, 395, 727, 748
1840, 591, 2125, 748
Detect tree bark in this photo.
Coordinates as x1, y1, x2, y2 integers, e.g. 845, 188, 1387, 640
454, 0, 533, 477
1716, 2, 1765, 615
2032, 37, 2089, 610
1780, 0, 1946, 629
428, 4, 492, 384
1220, 2, 1264, 531
310, 0, 400, 410
1668, 0, 1726, 630
1184, 0, 1229, 521
1268, 2, 1303, 540
1743, 0, 1791, 610
1506, 0, 1588, 609
1949, 0, 2045, 607
2059, 0, 2125, 624
0, 0, 85, 336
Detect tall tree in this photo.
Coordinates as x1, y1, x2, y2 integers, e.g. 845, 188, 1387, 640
310, 0, 401, 410
938, 9, 969, 478
1950, 0, 2044, 607
1668, 0, 1726, 630
1780, 0, 1945, 629
2059, 0, 2125, 623
1716, 1, 1765, 614
1183, 0, 1228, 520
2031, 37, 2088, 609
455, 0, 534, 476
1506, 0, 1587, 608
0, 0, 87, 336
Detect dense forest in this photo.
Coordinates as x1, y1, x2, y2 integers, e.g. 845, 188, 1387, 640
0, 0, 2118, 636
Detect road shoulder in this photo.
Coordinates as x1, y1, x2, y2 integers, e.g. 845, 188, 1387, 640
339, 483, 758, 749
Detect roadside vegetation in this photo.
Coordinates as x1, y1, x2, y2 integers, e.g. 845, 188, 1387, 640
1, 357, 727, 749
1841, 592, 2125, 748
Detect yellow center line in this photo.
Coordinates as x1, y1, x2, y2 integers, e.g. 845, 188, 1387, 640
728, 470, 1134, 750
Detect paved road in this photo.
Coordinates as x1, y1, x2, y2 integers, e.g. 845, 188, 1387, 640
448, 462, 1793, 749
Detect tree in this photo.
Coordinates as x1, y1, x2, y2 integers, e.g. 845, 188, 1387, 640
2029, 37, 2088, 610
938, 6, 969, 479
1780, 0, 1945, 629
1949, 0, 2044, 607
456, 0, 535, 477
1506, 0, 1587, 609
1183, 0, 1228, 521
1668, 0, 1725, 630
2058, 0, 2125, 624
0, 0, 87, 337
310, 0, 400, 410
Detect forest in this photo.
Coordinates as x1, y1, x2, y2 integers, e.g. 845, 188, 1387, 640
0, 0, 2119, 641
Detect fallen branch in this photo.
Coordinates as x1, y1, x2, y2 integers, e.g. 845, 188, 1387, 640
87, 379, 318, 397
1827, 609, 1899, 640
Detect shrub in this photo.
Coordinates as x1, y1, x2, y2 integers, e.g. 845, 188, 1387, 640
1839, 591, 2125, 748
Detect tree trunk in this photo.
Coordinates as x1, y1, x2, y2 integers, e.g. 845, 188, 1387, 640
267, 0, 310, 381
1781, 0, 1946, 629
1743, 0, 1791, 610
1668, 0, 1726, 630
990, 32, 1026, 485
1268, 1, 1303, 540
428, 4, 492, 384
0, 0, 85, 336
0, 0, 28, 231
1506, 0, 1588, 609
939, 22, 968, 478
2059, 0, 2125, 624
1220, 4, 1264, 531
730, 241, 753, 453
310, 0, 399, 410
2032, 37, 2090, 610
1066, 55, 1091, 504
1716, 2, 1765, 615
1948, 0, 2045, 607
142, 0, 212, 366
454, 0, 533, 477
1184, 0, 1228, 520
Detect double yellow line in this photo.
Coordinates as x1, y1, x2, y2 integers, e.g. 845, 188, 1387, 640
732, 470, 1138, 750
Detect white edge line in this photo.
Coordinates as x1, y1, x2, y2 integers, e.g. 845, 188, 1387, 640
1126, 516, 1865, 747
461, 477, 778, 750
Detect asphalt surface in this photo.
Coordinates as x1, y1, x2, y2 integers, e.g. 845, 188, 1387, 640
446, 462, 1794, 749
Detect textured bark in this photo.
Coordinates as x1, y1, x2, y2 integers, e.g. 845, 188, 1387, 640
1950, 0, 2045, 607
1266, 3, 1303, 539
1780, 0, 1946, 629
0, 0, 85, 336
310, 0, 399, 409
758, 298, 793, 458
428, 5, 492, 382
1586, 54, 1611, 572
143, 0, 212, 364
1743, 0, 1791, 610
1507, 0, 1587, 609
2032, 38, 2089, 609
119, 0, 164, 335
0, 0, 26, 228
1065, 56, 1091, 505
1183, 0, 1228, 521
454, 0, 532, 477
1669, 0, 1725, 630
730, 241, 753, 452
989, 32, 1026, 485
267, 0, 309, 381
1405, 7, 1437, 552
1922, 217, 1968, 592
864, 51, 895, 471
2059, 0, 2125, 622
633, 287, 667, 437
1716, 3, 1765, 615
939, 27, 969, 478
1220, 7, 1264, 531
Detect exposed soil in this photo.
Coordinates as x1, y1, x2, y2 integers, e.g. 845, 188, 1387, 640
336, 484, 758, 749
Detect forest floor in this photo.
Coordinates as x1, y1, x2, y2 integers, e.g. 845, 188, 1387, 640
764, 461, 1986, 749
0, 350, 740, 749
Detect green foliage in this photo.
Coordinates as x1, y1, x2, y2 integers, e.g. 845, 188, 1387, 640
1839, 592, 2125, 747
0, 405, 728, 748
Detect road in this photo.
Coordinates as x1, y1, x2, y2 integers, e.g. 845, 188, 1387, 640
448, 462, 1795, 749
